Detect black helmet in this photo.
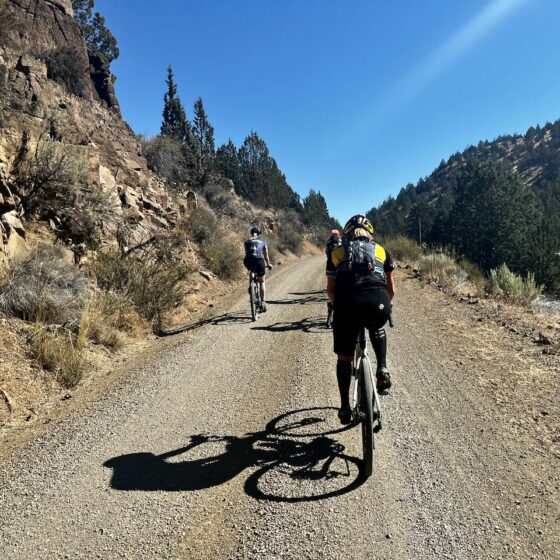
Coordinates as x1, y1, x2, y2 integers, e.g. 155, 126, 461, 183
250, 226, 262, 237
342, 215, 374, 237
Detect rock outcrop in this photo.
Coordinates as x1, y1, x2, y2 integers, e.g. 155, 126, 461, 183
0, 0, 186, 255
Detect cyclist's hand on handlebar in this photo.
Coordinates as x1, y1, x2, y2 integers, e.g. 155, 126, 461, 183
267, 264, 273, 270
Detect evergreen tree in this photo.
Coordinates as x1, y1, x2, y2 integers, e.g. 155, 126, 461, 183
216, 139, 240, 186
302, 190, 330, 227
193, 97, 215, 173
160, 66, 201, 185
71, 0, 119, 63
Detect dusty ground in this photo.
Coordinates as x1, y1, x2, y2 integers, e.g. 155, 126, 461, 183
0, 256, 558, 559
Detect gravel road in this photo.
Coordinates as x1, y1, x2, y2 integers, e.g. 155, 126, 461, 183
0, 256, 558, 559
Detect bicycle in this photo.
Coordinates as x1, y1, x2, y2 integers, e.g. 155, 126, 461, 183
350, 326, 382, 479
248, 273, 262, 321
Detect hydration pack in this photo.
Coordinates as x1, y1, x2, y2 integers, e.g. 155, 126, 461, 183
340, 238, 387, 284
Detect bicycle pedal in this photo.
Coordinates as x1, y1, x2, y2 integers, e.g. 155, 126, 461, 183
373, 422, 382, 433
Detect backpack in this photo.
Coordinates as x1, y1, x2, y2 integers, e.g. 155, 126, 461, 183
346, 238, 375, 273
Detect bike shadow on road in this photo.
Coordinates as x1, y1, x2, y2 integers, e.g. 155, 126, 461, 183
268, 290, 327, 307
104, 407, 364, 502
251, 316, 328, 334
157, 311, 253, 336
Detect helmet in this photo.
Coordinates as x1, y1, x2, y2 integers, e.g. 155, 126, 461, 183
343, 215, 374, 237
250, 226, 262, 237
330, 229, 341, 238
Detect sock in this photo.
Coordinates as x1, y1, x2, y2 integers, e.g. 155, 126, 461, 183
370, 328, 387, 370
336, 360, 352, 408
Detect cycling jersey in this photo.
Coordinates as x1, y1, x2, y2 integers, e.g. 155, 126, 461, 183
244, 238, 267, 259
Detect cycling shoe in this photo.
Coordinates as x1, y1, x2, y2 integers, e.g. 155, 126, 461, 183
338, 406, 352, 425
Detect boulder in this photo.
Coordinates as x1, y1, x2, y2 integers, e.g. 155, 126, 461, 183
1, 211, 25, 238
98, 165, 116, 192
5, 230, 28, 261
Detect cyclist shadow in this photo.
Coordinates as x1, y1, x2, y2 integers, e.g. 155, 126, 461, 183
251, 316, 327, 334
104, 407, 364, 502
158, 311, 253, 336
268, 291, 327, 306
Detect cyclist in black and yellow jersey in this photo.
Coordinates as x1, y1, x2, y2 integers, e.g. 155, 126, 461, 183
330, 215, 395, 424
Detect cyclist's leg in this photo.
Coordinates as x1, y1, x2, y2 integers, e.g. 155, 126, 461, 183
333, 301, 359, 423
255, 258, 267, 304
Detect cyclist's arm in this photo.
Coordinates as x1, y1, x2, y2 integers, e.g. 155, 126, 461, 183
326, 275, 336, 304
386, 270, 395, 300
264, 246, 271, 267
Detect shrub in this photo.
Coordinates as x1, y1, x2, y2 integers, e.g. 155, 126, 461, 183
142, 135, 188, 188
14, 134, 88, 215
0, 244, 86, 329
30, 328, 85, 388
486, 264, 543, 305
184, 204, 218, 244
384, 236, 422, 262
458, 259, 486, 291
418, 253, 466, 285
41, 48, 89, 97
203, 182, 236, 217
91, 235, 189, 327
277, 223, 302, 255
203, 237, 243, 280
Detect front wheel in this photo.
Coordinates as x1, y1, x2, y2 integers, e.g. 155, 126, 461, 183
359, 358, 374, 478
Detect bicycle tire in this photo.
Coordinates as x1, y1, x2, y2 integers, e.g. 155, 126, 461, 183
250, 282, 258, 321
359, 357, 375, 478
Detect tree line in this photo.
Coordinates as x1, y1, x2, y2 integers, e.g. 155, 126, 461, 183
367, 125, 560, 293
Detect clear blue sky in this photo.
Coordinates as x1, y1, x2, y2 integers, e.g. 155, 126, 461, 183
97, 0, 560, 223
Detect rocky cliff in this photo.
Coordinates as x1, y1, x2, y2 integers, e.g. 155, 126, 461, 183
0, 0, 188, 259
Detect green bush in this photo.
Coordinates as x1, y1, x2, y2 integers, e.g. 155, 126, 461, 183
486, 264, 543, 305
384, 236, 422, 262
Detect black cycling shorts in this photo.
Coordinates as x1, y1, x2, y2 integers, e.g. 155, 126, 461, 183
244, 256, 266, 277
333, 289, 391, 356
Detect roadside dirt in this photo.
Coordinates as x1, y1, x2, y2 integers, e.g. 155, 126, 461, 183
0, 256, 558, 559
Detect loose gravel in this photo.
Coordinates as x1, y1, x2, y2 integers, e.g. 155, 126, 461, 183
0, 257, 558, 559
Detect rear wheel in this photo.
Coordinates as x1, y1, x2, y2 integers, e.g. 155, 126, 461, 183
359, 358, 374, 478
250, 282, 258, 321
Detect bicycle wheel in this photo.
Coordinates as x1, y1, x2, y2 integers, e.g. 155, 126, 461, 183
359, 357, 375, 478
250, 282, 258, 321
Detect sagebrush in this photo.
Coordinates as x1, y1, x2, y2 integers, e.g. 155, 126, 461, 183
486, 264, 543, 305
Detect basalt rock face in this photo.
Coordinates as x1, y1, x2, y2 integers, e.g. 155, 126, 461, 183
0, 0, 184, 254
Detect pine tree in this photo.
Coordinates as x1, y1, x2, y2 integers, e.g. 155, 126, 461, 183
71, 0, 119, 63
160, 66, 201, 185
193, 97, 215, 173
302, 190, 331, 227
216, 139, 240, 186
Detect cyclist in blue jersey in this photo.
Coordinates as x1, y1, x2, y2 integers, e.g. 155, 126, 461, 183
244, 227, 272, 312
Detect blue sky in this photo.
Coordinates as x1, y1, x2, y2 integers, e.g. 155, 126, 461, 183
97, 0, 560, 223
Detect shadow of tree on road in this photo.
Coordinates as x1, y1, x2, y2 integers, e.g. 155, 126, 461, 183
251, 316, 328, 334
104, 408, 364, 503
158, 311, 252, 336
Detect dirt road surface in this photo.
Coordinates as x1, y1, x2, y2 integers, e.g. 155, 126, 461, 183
0, 256, 558, 559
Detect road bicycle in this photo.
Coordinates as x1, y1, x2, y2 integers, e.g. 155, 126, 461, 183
350, 326, 382, 479
249, 273, 263, 321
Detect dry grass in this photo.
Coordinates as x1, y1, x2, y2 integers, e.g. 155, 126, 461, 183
0, 244, 86, 329
30, 328, 85, 388
418, 253, 467, 286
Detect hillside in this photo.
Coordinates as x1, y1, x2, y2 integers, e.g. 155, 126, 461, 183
368, 119, 560, 292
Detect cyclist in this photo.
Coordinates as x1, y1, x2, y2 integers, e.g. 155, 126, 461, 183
325, 229, 342, 314
330, 215, 395, 424
244, 226, 272, 312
